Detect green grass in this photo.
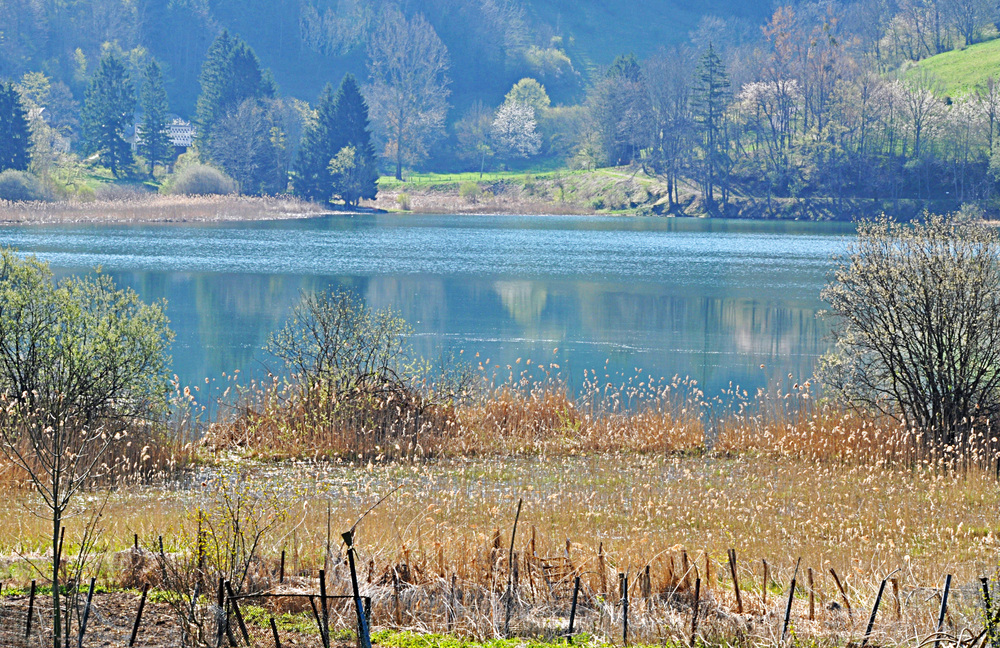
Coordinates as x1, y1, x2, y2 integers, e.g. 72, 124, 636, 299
916, 36, 1000, 97
373, 629, 663, 648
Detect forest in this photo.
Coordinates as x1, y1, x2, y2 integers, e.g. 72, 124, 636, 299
2, 0, 1000, 214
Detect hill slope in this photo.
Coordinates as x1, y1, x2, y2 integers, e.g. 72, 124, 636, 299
916, 36, 1000, 96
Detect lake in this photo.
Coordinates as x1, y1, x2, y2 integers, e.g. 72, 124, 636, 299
0, 214, 853, 402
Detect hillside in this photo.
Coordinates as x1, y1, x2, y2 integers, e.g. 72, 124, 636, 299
916, 36, 1000, 97
0, 0, 770, 117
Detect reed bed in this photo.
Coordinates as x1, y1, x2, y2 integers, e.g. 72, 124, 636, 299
3, 374, 1000, 646
0, 194, 329, 224
1, 452, 997, 646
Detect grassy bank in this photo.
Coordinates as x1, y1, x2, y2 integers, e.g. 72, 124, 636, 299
367, 168, 968, 221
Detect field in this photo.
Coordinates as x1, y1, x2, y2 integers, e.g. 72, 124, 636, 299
1, 374, 998, 647
916, 36, 1000, 97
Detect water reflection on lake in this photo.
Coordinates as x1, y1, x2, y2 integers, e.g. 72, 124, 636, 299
0, 214, 853, 399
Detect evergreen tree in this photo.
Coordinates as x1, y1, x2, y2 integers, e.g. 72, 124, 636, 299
293, 83, 338, 201
0, 82, 31, 172
138, 60, 172, 177
691, 43, 730, 207
329, 73, 378, 205
195, 30, 276, 151
294, 73, 378, 205
81, 52, 135, 178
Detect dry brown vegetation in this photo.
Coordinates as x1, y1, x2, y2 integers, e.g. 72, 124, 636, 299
2, 375, 999, 647
0, 194, 330, 224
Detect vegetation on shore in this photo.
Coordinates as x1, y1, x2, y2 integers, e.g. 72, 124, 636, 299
2, 218, 999, 648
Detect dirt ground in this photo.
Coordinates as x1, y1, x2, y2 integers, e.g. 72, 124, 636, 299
0, 590, 333, 647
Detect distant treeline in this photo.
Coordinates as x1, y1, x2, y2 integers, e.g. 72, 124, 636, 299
3, 0, 1000, 209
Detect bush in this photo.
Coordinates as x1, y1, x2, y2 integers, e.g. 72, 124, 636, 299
95, 183, 153, 201
0, 170, 49, 202
165, 163, 238, 196
396, 192, 411, 210
820, 214, 1000, 448
459, 181, 481, 203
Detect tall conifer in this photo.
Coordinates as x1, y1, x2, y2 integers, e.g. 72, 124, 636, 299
0, 82, 31, 172
81, 52, 135, 178
294, 73, 377, 205
330, 74, 378, 205
138, 60, 172, 177
195, 30, 275, 150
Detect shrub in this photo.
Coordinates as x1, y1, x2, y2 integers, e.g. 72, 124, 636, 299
166, 163, 237, 196
95, 183, 153, 201
0, 170, 49, 202
820, 214, 1000, 448
396, 192, 411, 210
459, 180, 481, 203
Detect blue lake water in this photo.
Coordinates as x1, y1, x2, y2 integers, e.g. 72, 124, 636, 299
0, 214, 853, 401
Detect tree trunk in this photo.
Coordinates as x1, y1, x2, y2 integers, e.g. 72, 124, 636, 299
52, 508, 61, 648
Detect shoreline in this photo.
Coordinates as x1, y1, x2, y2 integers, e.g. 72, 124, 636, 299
0, 194, 335, 225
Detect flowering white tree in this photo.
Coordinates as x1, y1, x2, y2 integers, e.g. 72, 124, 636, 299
491, 101, 541, 161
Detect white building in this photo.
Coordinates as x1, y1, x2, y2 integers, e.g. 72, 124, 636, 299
134, 116, 196, 150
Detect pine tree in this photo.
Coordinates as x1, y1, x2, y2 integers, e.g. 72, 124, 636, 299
294, 74, 378, 205
691, 43, 731, 207
330, 74, 378, 205
138, 60, 172, 177
81, 52, 135, 178
195, 30, 276, 151
293, 84, 338, 201
0, 82, 31, 172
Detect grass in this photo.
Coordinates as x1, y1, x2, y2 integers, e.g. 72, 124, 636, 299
371, 167, 670, 215
916, 36, 1000, 97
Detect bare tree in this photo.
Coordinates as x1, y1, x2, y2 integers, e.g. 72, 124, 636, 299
365, 7, 450, 180
820, 215, 1000, 448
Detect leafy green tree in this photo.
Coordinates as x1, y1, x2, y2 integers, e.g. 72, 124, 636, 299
138, 59, 173, 177
0, 82, 31, 172
294, 74, 377, 204
691, 43, 730, 207
0, 249, 172, 648
81, 51, 135, 178
505, 78, 550, 112
195, 30, 276, 151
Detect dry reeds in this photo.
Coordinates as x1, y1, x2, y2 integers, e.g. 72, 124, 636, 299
0, 194, 329, 224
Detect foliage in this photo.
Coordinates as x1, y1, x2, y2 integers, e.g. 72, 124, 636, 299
366, 6, 451, 180
81, 51, 135, 178
459, 180, 482, 203
504, 78, 550, 112
207, 98, 287, 195
820, 214, 1000, 447
267, 288, 412, 399
0, 249, 172, 648
165, 163, 238, 196
138, 60, 173, 177
0, 169, 49, 202
328, 145, 378, 206
691, 43, 730, 205
0, 82, 31, 173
